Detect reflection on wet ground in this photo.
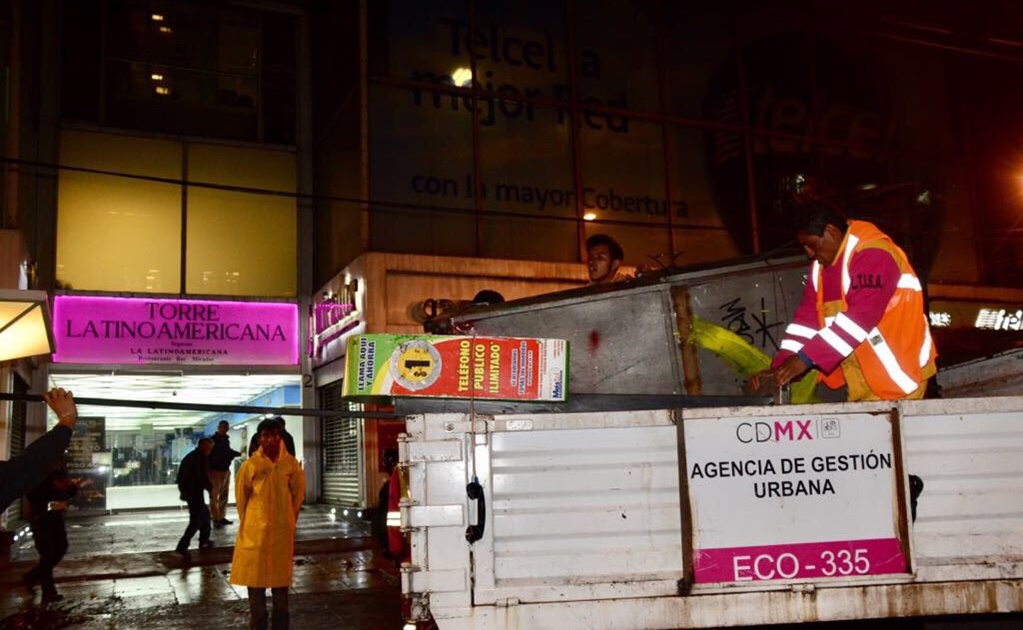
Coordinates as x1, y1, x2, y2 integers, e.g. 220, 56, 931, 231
11, 504, 365, 561
2, 506, 402, 629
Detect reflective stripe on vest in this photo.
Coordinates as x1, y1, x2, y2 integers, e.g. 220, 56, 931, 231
898, 274, 922, 291
841, 233, 860, 294
781, 339, 805, 353
780, 322, 817, 353
865, 328, 919, 395
819, 327, 854, 356
835, 312, 868, 343
785, 323, 818, 339
919, 317, 933, 368
386, 511, 401, 527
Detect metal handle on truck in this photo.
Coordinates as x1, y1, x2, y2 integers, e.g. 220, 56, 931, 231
465, 477, 486, 544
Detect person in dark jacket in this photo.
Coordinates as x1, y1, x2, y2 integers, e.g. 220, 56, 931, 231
23, 458, 83, 603
175, 438, 214, 559
0, 388, 79, 513
209, 420, 241, 527
249, 416, 295, 457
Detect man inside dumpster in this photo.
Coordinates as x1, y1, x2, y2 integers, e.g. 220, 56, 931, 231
586, 234, 632, 285
750, 197, 936, 401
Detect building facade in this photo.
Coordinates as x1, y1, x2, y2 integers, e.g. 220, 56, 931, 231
1, 0, 315, 521
4, 0, 1023, 521
314, 0, 1023, 288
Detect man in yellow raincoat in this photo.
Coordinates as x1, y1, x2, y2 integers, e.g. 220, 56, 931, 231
230, 417, 305, 630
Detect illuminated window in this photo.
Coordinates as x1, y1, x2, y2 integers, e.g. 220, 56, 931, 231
186, 144, 297, 297
57, 130, 183, 293
57, 130, 297, 297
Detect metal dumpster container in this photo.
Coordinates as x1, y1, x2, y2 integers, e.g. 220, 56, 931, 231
436, 256, 807, 396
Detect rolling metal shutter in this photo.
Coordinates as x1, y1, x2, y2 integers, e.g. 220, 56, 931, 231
319, 381, 363, 506
4, 374, 28, 525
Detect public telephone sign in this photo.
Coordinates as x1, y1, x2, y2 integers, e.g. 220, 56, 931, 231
684, 412, 908, 584
342, 334, 568, 402
52, 296, 299, 366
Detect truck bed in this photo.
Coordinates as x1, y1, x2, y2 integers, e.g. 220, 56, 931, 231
399, 396, 1023, 629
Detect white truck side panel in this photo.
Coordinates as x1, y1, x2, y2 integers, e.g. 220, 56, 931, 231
904, 404, 1023, 575
490, 427, 681, 585
403, 398, 1023, 629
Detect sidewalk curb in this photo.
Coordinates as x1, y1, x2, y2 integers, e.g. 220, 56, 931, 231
2, 536, 376, 587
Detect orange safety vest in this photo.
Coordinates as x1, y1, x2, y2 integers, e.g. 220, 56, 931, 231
812, 220, 937, 401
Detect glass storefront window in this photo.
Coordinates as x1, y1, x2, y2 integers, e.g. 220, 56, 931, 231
56, 130, 183, 292
48, 372, 302, 511
185, 144, 298, 297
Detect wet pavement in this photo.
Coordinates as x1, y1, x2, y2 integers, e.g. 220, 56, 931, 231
1, 506, 405, 629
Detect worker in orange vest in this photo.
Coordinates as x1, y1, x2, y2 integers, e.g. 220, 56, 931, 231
752, 197, 936, 401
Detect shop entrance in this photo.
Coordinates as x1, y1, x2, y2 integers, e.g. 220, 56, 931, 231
47, 371, 302, 512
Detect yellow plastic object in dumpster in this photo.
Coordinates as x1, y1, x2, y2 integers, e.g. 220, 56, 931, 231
689, 317, 819, 404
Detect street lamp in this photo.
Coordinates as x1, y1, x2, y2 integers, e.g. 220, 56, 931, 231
0, 290, 54, 362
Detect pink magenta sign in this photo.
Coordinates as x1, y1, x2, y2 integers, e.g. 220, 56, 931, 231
53, 296, 299, 366
694, 538, 907, 583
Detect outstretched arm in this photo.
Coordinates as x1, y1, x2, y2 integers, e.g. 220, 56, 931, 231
0, 389, 77, 512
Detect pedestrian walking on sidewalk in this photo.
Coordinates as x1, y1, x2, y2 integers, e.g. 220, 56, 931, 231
23, 457, 84, 603
175, 438, 214, 559
231, 417, 305, 630
209, 420, 241, 527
